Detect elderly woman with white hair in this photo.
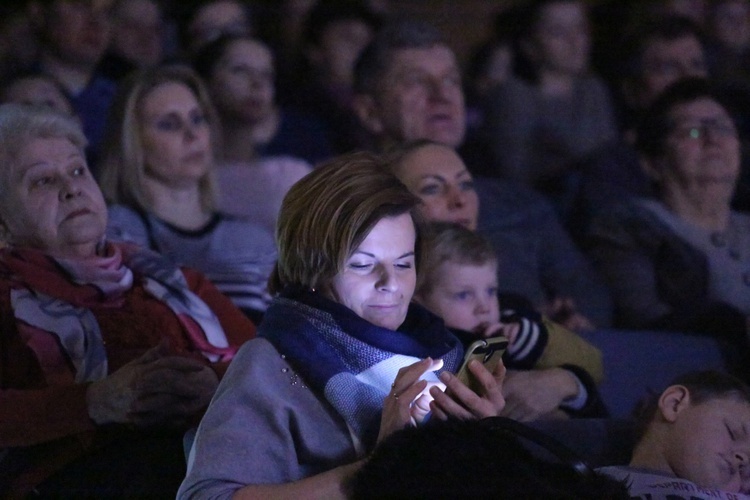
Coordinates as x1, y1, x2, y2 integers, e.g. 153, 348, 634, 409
0, 104, 255, 497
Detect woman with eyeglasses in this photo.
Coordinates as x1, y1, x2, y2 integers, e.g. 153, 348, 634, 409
585, 78, 750, 358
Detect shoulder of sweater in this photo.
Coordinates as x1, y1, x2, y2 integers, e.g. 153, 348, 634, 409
586, 198, 676, 244
219, 156, 312, 175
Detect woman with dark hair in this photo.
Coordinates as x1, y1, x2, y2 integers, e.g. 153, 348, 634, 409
193, 33, 333, 166
483, 0, 617, 201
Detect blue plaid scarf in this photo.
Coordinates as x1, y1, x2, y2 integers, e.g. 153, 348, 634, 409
260, 288, 463, 450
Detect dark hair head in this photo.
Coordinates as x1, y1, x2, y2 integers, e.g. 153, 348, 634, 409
621, 14, 705, 82
348, 417, 630, 499
269, 151, 421, 295
512, 0, 588, 82
353, 19, 448, 95
517, 0, 585, 39
632, 370, 750, 442
192, 33, 273, 82
303, 0, 381, 48
635, 77, 734, 158
173, 0, 254, 54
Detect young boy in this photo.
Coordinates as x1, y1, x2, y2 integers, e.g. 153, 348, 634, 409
415, 222, 604, 420
598, 370, 750, 499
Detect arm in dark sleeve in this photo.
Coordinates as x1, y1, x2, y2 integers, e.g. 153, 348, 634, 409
585, 205, 746, 338
534, 200, 613, 327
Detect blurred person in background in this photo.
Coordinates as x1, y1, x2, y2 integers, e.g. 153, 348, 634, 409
174, 0, 254, 57
281, 0, 381, 155
481, 0, 617, 214
27, 0, 118, 171
97, 0, 165, 81
99, 65, 277, 323
0, 72, 76, 116
194, 33, 333, 166
585, 78, 750, 378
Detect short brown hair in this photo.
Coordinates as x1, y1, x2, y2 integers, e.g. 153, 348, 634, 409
416, 222, 496, 297
353, 19, 448, 96
269, 151, 421, 294
632, 370, 750, 442
98, 64, 220, 212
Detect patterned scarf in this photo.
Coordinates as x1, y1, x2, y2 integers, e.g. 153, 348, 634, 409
260, 288, 463, 451
0, 242, 235, 383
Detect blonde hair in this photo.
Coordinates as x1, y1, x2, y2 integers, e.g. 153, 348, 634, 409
416, 222, 497, 297
384, 138, 445, 178
270, 151, 421, 294
98, 64, 220, 212
0, 103, 87, 202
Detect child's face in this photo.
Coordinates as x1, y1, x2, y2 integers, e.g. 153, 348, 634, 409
664, 396, 750, 493
418, 261, 499, 333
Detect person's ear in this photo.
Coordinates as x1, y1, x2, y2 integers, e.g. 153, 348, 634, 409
352, 93, 384, 135
658, 384, 691, 423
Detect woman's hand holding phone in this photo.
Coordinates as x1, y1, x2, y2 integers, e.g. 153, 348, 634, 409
428, 357, 507, 421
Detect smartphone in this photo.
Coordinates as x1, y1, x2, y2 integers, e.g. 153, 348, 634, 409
455, 336, 508, 392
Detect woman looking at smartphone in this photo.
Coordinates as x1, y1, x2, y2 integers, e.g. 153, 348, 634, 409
178, 152, 507, 499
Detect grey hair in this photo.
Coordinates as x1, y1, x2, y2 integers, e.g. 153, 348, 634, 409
0, 103, 87, 200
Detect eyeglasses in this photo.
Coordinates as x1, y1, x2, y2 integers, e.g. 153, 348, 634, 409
670, 120, 738, 140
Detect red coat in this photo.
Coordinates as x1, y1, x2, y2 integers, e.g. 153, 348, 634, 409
0, 266, 256, 494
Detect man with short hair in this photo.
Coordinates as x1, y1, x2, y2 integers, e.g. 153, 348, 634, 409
353, 20, 466, 152
27, 0, 118, 170
598, 370, 750, 499
620, 15, 708, 124
283, 0, 381, 155
352, 19, 613, 329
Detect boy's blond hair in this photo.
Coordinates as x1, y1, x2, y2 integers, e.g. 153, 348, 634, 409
416, 222, 497, 297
